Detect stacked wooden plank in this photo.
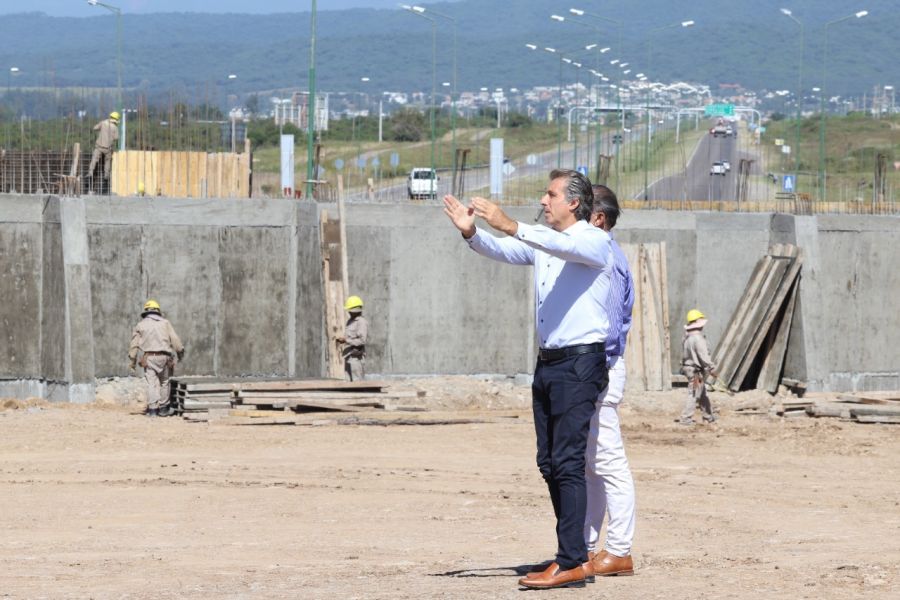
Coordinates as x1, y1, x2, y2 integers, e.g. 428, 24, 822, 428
110, 141, 251, 198
713, 244, 803, 393
168, 377, 426, 424
805, 392, 900, 424
170, 377, 239, 416
621, 242, 672, 391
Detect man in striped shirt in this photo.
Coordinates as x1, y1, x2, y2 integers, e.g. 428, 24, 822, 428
583, 184, 637, 576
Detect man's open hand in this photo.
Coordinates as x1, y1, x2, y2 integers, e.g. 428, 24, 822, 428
443, 195, 476, 238
472, 197, 518, 236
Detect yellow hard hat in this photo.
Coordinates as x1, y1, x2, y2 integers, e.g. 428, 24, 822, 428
344, 295, 364, 311
143, 299, 161, 313
686, 309, 705, 324
110, 111, 120, 121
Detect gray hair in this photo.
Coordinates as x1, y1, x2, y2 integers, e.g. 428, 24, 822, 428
550, 169, 594, 221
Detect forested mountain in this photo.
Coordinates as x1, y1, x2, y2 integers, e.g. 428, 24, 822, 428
0, 0, 894, 97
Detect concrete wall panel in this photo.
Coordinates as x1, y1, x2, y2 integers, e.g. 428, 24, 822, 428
40, 213, 65, 382
140, 226, 220, 376
88, 226, 144, 377
293, 212, 325, 377
0, 223, 43, 377
217, 227, 291, 375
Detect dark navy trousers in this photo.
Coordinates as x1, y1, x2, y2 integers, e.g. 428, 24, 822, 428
531, 350, 609, 570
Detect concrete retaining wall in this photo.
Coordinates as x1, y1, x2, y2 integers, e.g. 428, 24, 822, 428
1, 193, 898, 398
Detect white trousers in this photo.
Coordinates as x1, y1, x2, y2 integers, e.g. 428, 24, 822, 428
583, 355, 636, 557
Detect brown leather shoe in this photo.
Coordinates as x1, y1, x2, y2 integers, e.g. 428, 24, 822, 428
518, 562, 586, 589
582, 556, 596, 583
590, 549, 634, 576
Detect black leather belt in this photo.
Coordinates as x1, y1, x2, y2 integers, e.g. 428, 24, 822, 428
538, 342, 605, 362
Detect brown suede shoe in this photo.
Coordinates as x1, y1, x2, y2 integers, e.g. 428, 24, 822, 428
590, 549, 634, 576
518, 562, 586, 589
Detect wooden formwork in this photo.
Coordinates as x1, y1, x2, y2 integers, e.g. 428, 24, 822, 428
110, 140, 251, 198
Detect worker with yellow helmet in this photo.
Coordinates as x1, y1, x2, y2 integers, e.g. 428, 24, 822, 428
336, 295, 368, 381
88, 111, 120, 181
679, 309, 718, 425
128, 299, 185, 417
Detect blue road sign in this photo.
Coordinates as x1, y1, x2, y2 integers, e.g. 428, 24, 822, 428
390, 152, 400, 168
371, 157, 380, 167
357, 156, 366, 169
783, 174, 796, 193
576, 165, 589, 177
334, 158, 344, 171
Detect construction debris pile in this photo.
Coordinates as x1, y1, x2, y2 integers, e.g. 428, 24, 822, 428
170, 377, 427, 425
713, 244, 802, 394
733, 390, 900, 424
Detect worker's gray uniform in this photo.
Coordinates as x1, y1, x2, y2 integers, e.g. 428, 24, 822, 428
88, 118, 119, 179
342, 315, 368, 381
681, 331, 716, 423
129, 314, 184, 411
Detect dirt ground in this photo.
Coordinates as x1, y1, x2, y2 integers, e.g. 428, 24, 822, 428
1, 376, 898, 599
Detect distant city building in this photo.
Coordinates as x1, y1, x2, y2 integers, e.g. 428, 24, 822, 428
273, 92, 329, 132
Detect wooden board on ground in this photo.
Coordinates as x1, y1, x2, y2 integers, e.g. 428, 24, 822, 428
837, 392, 900, 405
854, 414, 900, 424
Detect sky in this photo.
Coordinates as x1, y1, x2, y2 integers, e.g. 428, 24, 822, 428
1, 1, 459, 16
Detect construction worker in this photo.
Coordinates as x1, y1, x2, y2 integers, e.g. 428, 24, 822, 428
128, 300, 184, 417
680, 309, 718, 425
337, 295, 368, 381
88, 111, 120, 180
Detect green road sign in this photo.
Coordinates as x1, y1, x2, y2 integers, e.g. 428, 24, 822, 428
704, 103, 735, 117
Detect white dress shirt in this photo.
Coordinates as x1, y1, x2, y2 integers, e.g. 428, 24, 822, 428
465, 219, 612, 349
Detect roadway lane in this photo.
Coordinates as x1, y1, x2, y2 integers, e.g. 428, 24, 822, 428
648, 130, 739, 201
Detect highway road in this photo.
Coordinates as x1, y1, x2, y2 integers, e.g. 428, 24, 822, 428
343, 124, 649, 203
646, 125, 762, 202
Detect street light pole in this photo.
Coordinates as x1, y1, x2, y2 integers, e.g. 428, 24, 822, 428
402, 6, 438, 198
87, 0, 124, 150
780, 8, 804, 187
570, 8, 624, 187
409, 5, 457, 183
643, 20, 695, 201
306, 0, 317, 199
819, 10, 868, 202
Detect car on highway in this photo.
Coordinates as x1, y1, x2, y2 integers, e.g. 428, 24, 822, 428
407, 168, 438, 200
725, 125, 734, 137
722, 160, 731, 172
710, 162, 727, 176
710, 123, 728, 137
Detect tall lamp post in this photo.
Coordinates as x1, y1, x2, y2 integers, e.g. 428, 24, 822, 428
569, 8, 624, 186
526, 44, 567, 168
819, 10, 868, 201
643, 19, 694, 201
405, 5, 457, 179
402, 6, 438, 198
779, 8, 804, 186
7, 67, 19, 95
551, 14, 609, 175
305, 0, 317, 199
356, 76, 370, 184
87, 0, 124, 151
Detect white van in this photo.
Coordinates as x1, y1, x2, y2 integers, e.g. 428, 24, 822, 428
407, 168, 438, 200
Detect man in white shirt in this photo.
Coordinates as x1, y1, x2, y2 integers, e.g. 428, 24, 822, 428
443, 169, 612, 590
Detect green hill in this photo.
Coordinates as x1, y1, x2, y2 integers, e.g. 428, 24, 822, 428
0, 0, 896, 98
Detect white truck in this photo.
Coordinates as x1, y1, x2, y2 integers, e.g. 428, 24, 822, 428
407, 168, 438, 200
